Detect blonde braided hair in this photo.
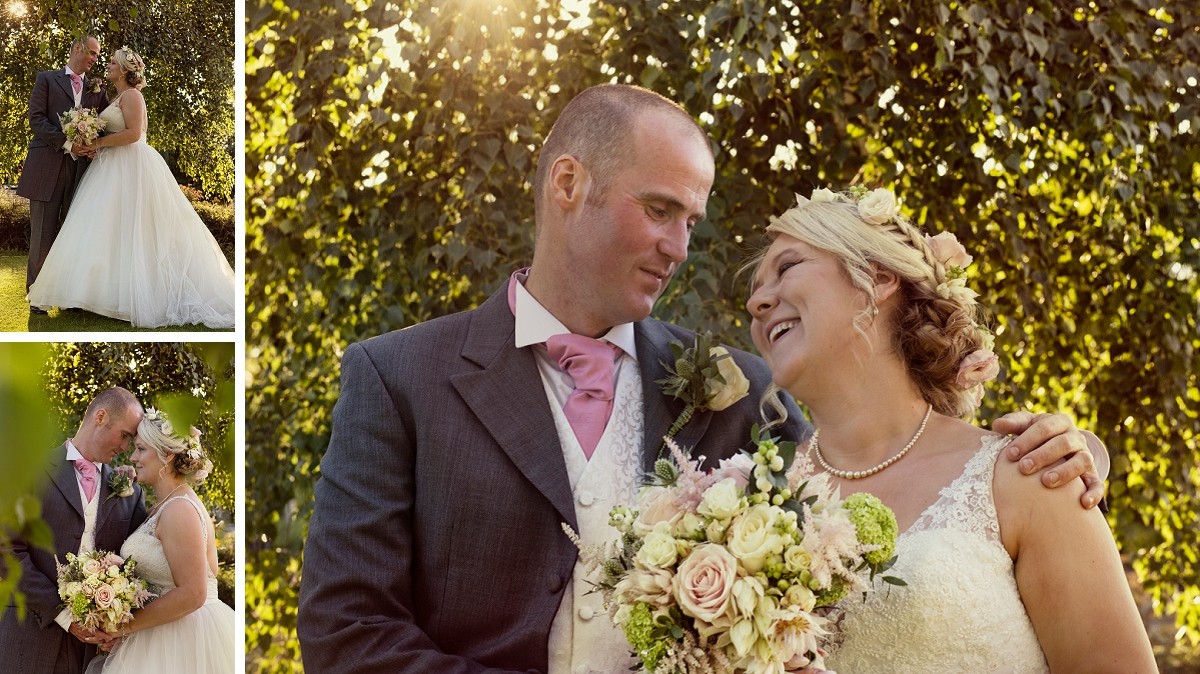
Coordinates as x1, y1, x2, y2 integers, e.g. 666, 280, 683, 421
754, 187, 996, 418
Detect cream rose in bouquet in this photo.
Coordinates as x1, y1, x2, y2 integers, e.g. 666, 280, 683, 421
59, 108, 105, 146
56, 549, 155, 633
566, 428, 902, 673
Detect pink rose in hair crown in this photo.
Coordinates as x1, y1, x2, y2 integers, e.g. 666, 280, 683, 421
925, 231, 973, 270
957, 349, 1000, 389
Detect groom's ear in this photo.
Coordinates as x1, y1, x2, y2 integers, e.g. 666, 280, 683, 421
548, 154, 590, 212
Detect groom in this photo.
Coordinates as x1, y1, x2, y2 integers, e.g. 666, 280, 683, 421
297, 84, 1105, 672
16, 35, 108, 313
0, 387, 147, 674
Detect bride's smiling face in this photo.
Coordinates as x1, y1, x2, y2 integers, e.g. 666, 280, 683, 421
130, 438, 169, 485
747, 234, 872, 393
104, 58, 121, 83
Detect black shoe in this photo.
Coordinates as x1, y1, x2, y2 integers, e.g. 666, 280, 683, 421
64, 307, 83, 313
30, 305, 47, 315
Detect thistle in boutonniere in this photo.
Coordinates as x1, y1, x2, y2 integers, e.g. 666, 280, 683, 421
85, 77, 105, 94
106, 465, 136, 501
656, 331, 751, 446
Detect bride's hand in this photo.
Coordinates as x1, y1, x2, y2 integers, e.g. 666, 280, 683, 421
93, 628, 122, 651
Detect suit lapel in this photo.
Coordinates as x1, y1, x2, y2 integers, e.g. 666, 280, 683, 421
95, 464, 114, 530
49, 446, 85, 518
450, 288, 578, 529
636, 321, 712, 474
54, 71, 75, 105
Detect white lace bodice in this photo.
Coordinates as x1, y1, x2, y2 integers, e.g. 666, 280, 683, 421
119, 495, 218, 600
826, 435, 1050, 673
99, 91, 147, 142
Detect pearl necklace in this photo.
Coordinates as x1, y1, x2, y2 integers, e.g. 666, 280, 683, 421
149, 482, 186, 514
810, 404, 934, 479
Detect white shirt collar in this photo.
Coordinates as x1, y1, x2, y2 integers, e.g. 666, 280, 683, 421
64, 66, 81, 78
512, 275, 637, 360
65, 440, 99, 469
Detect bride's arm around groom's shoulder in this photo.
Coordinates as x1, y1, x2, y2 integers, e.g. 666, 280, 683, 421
993, 451, 1157, 673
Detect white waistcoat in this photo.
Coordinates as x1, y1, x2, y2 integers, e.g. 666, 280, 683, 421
547, 355, 643, 674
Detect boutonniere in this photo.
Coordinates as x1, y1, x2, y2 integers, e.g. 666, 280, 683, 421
656, 331, 751, 445
106, 465, 137, 501
85, 77, 104, 94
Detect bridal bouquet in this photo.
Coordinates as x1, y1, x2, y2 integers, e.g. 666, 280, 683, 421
56, 549, 156, 633
567, 428, 902, 673
59, 108, 105, 146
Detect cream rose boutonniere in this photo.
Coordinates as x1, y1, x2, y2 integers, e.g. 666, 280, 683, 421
657, 332, 750, 447
106, 465, 137, 501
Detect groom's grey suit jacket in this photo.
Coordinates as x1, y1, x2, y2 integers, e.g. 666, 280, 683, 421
16, 70, 108, 203
298, 283, 810, 673
0, 447, 147, 674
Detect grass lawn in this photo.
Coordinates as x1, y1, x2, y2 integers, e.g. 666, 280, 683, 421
0, 253, 229, 332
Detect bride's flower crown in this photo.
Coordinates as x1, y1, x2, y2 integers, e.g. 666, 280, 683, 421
142, 407, 213, 483
115, 46, 145, 74
790, 187, 1000, 411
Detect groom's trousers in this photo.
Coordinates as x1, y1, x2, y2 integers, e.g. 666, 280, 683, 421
26, 158, 79, 291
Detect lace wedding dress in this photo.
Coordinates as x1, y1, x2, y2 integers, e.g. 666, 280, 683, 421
86, 495, 234, 674
824, 435, 1050, 672
26, 91, 235, 328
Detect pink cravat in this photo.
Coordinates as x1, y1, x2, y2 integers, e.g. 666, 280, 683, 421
69, 73, 82, 94
546, 333, 621, 460
77, 460, 98, 502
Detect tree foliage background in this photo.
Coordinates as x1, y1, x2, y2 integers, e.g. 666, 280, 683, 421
0, 0, 235, 199
246, 0, 1200, 670
1, 341, 236, 618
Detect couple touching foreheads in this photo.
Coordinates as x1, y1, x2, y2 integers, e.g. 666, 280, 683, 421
18, 35, 234, 329
0, 387, 234, 674
297, 84, 1156, 672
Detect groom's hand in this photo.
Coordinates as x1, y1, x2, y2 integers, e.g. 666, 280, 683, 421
71, 142, 95, 157
992, 411, 1108, 509
67, 623, 104, 644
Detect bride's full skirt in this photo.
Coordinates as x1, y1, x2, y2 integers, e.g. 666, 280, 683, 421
26, 140, 235, 329
86, 597, 235, 674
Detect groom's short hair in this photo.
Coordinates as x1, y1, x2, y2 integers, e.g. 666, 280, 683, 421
85, 387, 140, 422
532, 84, 710, 227
70, 34, 99, 54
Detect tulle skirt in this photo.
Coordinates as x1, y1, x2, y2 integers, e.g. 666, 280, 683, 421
26, 140, 235, 329
85, 597, 235, 674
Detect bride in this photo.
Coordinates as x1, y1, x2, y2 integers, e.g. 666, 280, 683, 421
85, 409, 234, 674
26, 47, 235, 329
746, 188, 1155, 672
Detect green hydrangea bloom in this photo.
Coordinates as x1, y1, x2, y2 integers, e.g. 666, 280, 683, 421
816, 577, 849, 605
70, 593, 90, 619
844, 492, 898, 565
623, 603, 668, 670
